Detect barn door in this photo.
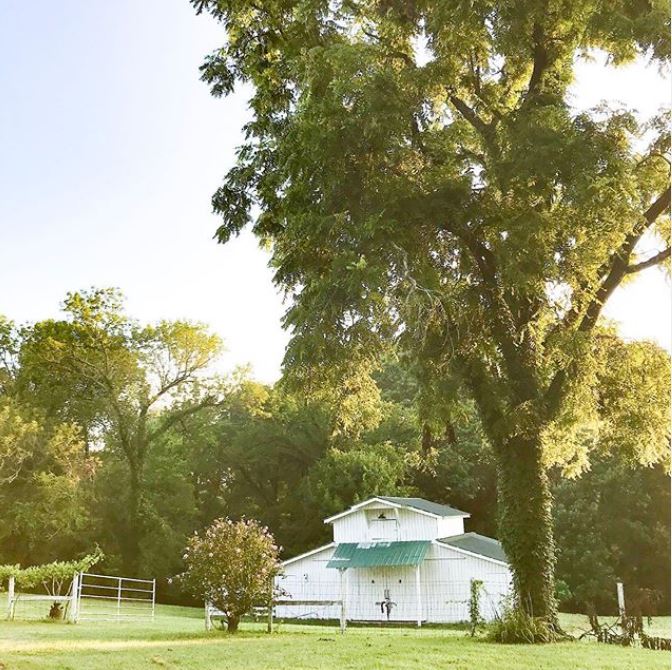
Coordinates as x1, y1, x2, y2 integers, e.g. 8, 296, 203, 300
369, 516, 399, 541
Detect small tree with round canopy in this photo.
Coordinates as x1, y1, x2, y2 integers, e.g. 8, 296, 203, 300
181, 518, 281, 633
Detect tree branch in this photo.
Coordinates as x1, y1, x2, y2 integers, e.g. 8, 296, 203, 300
578, 186, 671, 333
147, 396, 220, 444
526, 22, 549, 98
625, 247, 671, 274
448, 93, 493, 141
542, 186, 671, 416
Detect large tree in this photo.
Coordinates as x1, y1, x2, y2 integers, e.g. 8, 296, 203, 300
193, 0, 670, 624
12, 289, 224, 573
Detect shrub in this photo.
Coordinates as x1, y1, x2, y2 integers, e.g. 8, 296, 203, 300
1, 550, 102, 619
181, 517, 281, 633
17, 549, 103, 596
488, 605, 558, 644
0, 564, 20, 589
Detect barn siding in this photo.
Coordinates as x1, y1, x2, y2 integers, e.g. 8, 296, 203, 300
276, 541, 511, 624
436, 516, 466, 538
331, 505, 445, 543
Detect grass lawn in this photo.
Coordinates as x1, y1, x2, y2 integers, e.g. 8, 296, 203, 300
0, 604, 669, 670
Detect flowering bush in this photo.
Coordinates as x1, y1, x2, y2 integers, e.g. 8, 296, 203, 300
181, 518, 281, 632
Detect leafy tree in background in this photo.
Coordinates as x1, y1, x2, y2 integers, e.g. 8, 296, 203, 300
193, 0, 670, 623
0, 400, 98, 566
303, 442, 411, 516
554, 456, 671, 614
8, 289, 225, 574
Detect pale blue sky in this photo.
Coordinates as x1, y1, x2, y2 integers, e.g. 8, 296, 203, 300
0, 1, 669, 383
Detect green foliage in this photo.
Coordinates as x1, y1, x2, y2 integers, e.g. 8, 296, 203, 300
181, 518, 281, 632
554, 580, 573, 606
4, 288, 225, 574
16, 549, 103, 596
469, 579, 485, 636
303, 442, 411, 519
554, 453, 670, 614
0, 399, 98, 566
0, 398, 39, 485
489, 604, 559, 644
193, 0, 670, 622
0, 563, 21, 588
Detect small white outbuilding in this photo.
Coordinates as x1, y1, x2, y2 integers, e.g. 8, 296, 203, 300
275, 496, 511, 625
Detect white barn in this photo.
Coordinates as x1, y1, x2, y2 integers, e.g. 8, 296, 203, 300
275, 497, 511, 625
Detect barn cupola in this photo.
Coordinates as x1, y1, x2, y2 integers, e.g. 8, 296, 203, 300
324, 497, 470, 544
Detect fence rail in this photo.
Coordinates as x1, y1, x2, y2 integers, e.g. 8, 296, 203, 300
76, 572, 156, 622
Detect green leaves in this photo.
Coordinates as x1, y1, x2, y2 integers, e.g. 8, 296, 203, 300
8, 549, 103, 596
181, 517, 281, 631
195, 0, 670, 621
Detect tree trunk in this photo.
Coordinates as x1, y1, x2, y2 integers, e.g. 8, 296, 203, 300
227, 615, 240, 633
496, 434, 558, 624
124, 462, 143, 575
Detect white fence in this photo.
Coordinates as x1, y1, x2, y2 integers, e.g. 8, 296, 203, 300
4, 571, 155, 623
5, 574, 78, 622
76, 572, 156, 622
206, 598, 347, 633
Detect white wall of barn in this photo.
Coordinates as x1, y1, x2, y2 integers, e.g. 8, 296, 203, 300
436, 516, 466, 538
331, 506, 465, 543
420, 543, 511, 622
275, 542, 511, 624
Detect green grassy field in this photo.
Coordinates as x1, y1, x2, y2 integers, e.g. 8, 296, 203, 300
0, 604, 669, 670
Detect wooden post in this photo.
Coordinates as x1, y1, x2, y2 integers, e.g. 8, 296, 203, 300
69, 573, 79, 623
205, 601, 212, 631
117, 577, 122, 618
415, 564, 422, 627
339, 569, 347, 634
617, 581, 626, 634
7, 575, 15, 620
267, 578, 273, 634
151, 579, 156, 619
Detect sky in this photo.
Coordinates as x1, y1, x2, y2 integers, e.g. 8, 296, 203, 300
0, 1, 669, 383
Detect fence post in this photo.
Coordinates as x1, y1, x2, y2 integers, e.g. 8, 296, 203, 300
69, 573, 79, 623
339, 569, 347, 634
7, 575, 15, 620
205, 601, 212, 631
267, 579, 273, 634
616, 581, 626, 634
151, 579, 156, 619
415, 564, 422, 628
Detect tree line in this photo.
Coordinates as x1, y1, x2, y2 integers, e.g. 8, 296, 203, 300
0, 289, 668, 614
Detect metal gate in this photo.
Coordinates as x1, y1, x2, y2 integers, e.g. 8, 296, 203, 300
76, 572, 155, 622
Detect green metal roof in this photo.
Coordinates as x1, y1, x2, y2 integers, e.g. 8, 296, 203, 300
438, 533, 508, 563
326, 541, 430, 569
378, 497, 469, 518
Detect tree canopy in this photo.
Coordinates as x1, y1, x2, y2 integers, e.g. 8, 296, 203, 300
0, 290, 668, 616
192, 0, 670, 624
